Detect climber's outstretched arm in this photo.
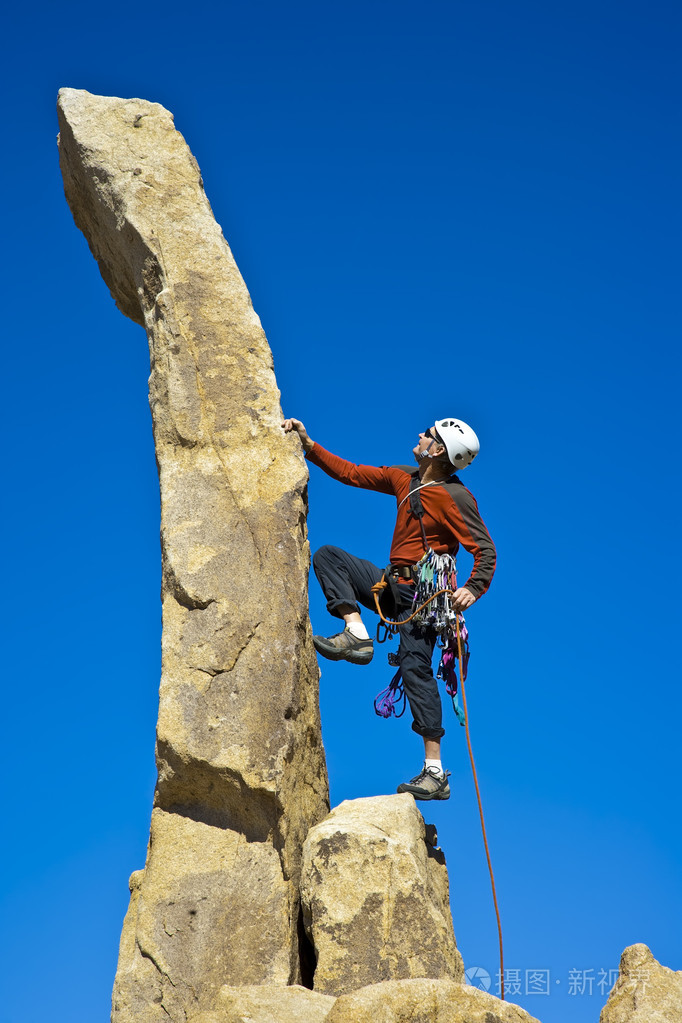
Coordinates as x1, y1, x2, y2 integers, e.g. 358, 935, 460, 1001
283, 425, 396, 495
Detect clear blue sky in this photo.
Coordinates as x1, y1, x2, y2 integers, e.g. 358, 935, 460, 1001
2, 3, 680, 1022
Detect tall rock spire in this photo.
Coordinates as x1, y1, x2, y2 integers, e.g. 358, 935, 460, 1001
57, 88, 329, 1020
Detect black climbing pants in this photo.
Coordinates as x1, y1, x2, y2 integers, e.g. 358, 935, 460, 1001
312, 544, 445, 739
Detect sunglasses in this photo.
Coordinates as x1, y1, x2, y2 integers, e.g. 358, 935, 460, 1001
423, 427, 441, 443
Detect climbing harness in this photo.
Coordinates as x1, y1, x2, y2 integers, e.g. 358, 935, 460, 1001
370, 472, 505, 998
372, 547, 466, 712
371, 548, 468, 727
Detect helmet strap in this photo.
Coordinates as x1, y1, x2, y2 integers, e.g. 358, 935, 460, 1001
417, 439, 435, 461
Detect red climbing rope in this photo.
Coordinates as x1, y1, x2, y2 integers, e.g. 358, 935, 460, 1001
454, 612, 505, 1001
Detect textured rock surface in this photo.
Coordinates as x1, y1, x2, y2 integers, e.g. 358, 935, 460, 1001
186, 985, 335, 1023
599, 944, 682, 1023
300, 794, 464, 996
57, 84, 328, 872
326, 978, 540, 1023
57, 87, 329, 1014
112, 811, 293, 1022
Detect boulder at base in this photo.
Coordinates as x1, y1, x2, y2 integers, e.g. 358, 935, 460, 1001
599, 944, 682, 1023
300, 794, 464, 996
186, 985, 336, 1023
325, 978, 541, 1023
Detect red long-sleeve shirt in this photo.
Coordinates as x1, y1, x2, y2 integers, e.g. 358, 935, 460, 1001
306, 443, 497, 600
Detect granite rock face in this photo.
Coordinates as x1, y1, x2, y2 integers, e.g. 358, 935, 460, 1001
300, 794, 464, 996
325, 978, 541, 1023
599, 944, 682, 1023
57, 85, 328, 871
111, 811, 294, 1022
57, 87, 329, 1018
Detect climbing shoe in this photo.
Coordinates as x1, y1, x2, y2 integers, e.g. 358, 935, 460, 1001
312, 628, 374, 665
397, 764, 451, 801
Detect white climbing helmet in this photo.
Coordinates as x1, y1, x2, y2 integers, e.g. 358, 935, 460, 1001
435, 418, 480, 469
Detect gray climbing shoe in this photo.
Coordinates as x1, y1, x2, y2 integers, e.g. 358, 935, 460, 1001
397, 764, 451, 801
313, 628, 374, 665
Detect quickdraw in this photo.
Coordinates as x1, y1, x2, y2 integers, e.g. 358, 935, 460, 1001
410, 548, 461, 633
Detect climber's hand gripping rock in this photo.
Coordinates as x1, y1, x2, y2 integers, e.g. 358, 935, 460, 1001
282, 417, 315, 453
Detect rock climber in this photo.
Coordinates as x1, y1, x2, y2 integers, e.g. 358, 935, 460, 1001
281, 417, 496, 801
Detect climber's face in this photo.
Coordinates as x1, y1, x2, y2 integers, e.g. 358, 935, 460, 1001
413, 427, 443, 462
